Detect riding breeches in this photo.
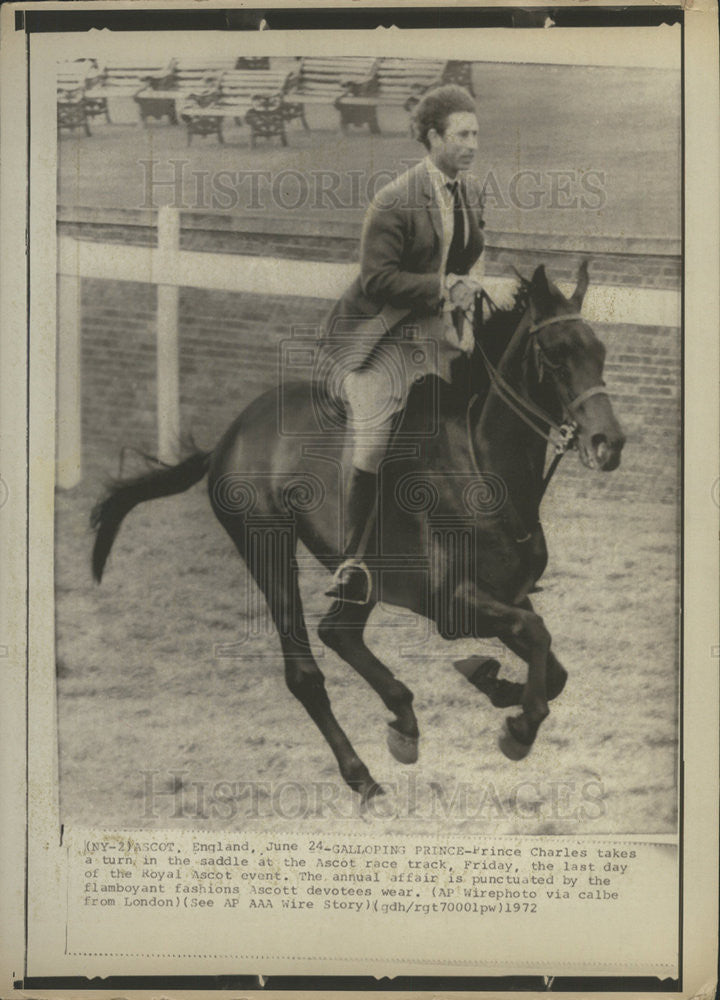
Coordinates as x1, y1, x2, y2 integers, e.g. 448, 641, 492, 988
342, 321, 468, 473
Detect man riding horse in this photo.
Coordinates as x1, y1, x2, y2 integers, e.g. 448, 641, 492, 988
323, 84, 490, 604
91, 143, 626, 793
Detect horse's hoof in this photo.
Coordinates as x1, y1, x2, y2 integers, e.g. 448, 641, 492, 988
489, 679, 524, 708
454, 656, 501, 685
386, 723, 419, 764
498, 717, 533, 761
360, 780, 385, 805
455, 658, 523, 708
547, 664, 568, 701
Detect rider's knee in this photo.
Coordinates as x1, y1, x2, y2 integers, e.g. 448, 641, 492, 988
351, 426, 395, 474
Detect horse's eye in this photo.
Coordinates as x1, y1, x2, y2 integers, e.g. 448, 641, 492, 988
548, 360, 571, 384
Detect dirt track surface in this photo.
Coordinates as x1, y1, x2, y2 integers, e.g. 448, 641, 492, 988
56, 463, 678, 836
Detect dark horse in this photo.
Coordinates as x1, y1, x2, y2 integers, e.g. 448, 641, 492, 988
91, 263, 625, 801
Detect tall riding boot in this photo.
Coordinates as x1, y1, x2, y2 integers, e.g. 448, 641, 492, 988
324, 466, 378, 604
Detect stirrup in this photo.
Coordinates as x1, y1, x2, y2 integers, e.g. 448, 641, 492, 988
325, 558, 373, 605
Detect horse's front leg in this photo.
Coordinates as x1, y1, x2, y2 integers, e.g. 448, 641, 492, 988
319, 600, 420, 764
452, 583, 551, 760
516, 598, 568, 702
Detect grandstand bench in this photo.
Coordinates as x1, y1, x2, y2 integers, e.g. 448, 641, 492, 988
443, 60, 475, 94
84, 61, 176, 124
57, 61, 106, 132
179, 68, 292, 144
57, 74, 92, 136
335, 58, 475, 133
282, 56, 377, 130
234, 56, 271, 69
135, 59, 235, 126
244, 95, 289, 146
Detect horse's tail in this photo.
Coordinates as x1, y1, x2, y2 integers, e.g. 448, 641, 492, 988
90, 448, 212, 582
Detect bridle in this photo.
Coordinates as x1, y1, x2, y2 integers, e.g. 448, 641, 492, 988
529, 312, 610, 416
465, 298, 611, 502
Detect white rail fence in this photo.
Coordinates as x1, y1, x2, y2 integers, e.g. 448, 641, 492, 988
56, 206, 681, 489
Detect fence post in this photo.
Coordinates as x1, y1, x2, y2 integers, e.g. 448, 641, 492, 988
156, 206, 181, 464
56, 271, 82, 490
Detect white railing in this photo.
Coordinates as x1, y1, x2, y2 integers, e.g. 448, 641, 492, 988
56, 206, 680, 488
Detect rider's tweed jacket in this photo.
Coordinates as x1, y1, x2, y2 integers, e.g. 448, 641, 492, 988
322, 158, 485, 379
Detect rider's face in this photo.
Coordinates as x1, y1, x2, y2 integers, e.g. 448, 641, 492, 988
429, 111, 479, 178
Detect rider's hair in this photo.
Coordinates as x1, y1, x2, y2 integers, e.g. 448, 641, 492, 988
412, 85, 477, 149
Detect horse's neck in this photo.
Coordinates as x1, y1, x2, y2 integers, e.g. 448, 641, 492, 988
474, 321, 557, 523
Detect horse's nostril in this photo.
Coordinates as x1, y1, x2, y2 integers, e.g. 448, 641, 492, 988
591, 434, 611, 468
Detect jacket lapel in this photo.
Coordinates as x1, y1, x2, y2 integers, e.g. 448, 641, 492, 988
419, 161, 443, 247
422, 166, 483, 261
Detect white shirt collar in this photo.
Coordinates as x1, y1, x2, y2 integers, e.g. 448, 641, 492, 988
424, 155, 458, 193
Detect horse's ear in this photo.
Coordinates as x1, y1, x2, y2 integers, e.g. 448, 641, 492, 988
529, 265, 554, 321
570, 258, 590, 310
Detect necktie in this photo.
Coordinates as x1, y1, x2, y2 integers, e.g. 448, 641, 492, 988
445, 180, 466, 274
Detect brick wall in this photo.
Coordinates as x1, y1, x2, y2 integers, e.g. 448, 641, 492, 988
485, 246, 680, 291
78, 276, 679, 504
557, 323, 680, 504
80, 280, 329, 471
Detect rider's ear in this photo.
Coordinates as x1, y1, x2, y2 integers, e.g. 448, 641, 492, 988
427, 127, 440, 148
529, 265, 554, 321
569, 258, 590, 311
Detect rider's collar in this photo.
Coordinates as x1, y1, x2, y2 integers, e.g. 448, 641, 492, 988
424, 155, 459, 190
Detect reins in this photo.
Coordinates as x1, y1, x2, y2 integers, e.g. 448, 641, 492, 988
465, 300, 609, 506
465, 392, 568, 506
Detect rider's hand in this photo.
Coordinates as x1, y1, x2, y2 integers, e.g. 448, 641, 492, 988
481, 280, 519, 312
446, 275, 477, 313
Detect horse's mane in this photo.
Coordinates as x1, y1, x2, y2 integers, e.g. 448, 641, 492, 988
475, 275, 531, 365
439, 276, 531, 414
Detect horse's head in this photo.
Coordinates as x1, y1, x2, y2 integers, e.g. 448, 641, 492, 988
528, 262, 625, 472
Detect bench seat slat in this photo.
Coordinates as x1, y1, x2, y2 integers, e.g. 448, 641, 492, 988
137, 88, 201, 100
285, 93, 353, 103
292, 56, 377, 99
180, 105, 249, 117
155, 68, 291, 120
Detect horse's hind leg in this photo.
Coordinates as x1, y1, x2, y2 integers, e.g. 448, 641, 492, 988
460, 597, 567, 708
501, 598, 567, 704
280, 625, 382, 801
452, 584, 552, 759
227, 522, 383, 802
318, 601, 420, 764
516, 598, 567, 699
465, 647, 567, 708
